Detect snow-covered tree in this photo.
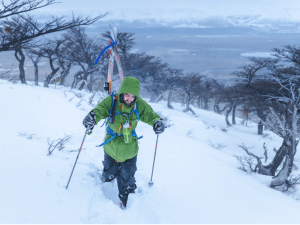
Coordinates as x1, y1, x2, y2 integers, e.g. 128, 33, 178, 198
239, 45, 300, 189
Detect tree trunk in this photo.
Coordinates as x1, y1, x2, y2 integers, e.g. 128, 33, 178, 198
71, 71, 83, 89
225, 105, 232, 126
270, 156, 290, 188
33, 62, 39, 86
155, 94, 162, 103
59, 63, 71, 86
185, 96, 191, 112
257, 139, 290, 176
44, 57, 59, 88
183, 96, 195, 115
214, 99, 221, 114
78, 80, 86, 90
232, 100, 237, 125
181, 93, 188, 107
167, 87, 174, 109
44, 69, 59, 88
214, 104, 220, 114
271, 105, 299, 188
204, 98, 209, 110
14, 49, 27, 84
258, 121, 263, 135
149, 92, 159, 103
78, 72, 87, 91
89, 69, 94, 91
197, 96, 201, 108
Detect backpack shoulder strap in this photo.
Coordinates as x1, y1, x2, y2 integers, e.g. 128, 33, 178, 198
107, 92, 117, 124
132, 102, 140, 122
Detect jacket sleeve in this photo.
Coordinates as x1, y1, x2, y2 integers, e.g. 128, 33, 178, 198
92, 96, 112, 125
138, 98, 161, 126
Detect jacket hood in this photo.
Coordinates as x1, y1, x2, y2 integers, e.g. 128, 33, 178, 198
119, 77, 140, 97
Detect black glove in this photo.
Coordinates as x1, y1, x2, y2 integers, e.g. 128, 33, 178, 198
83, 110, 96, 131
153, 119, 165, 134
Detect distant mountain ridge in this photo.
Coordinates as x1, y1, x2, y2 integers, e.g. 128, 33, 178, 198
96, 15, 300, 33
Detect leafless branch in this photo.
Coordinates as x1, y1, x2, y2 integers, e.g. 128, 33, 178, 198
47, 134, 72, 155
234, 155, 258, 174
0, 0, 56, 19
0, 12, 108, 52
207, 139, 227, 150
238, 143, 264, 161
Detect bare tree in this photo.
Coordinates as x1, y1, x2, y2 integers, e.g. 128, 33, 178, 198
0, 0, 56, 19
125, 53, 168, 102
195, 77, 219, 111
0, 11, 106, 52
39, 38, 65, 87
164, 68, 183, 109
65, 26, 104, 91
55, 40, 73, 86
232, 57, 278, 87
235, 45, 300, 190
26, 48, 43, 85
213, 83, 237, 126
179, 73, 203, 115
0, 15, 40, 83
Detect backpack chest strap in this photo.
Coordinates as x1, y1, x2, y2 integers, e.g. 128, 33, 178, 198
96, 126, 143, 147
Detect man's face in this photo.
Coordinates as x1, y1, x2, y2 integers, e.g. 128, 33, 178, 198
123, 93, 136, 105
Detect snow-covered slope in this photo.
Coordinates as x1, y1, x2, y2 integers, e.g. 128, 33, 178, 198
1, 79, 300, 223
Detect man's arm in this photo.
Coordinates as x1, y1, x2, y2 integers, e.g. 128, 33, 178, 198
92, 95, 112, 125
138, 98, 161, 126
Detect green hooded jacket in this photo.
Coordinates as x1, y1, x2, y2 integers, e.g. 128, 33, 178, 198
92, 77, 160, 162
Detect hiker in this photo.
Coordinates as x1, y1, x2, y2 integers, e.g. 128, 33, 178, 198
83, 76, 165, 208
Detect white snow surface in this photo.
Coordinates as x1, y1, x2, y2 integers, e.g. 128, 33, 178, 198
1, 79, 300, 223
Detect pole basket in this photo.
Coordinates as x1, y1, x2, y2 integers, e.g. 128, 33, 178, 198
148, 181, 153, 187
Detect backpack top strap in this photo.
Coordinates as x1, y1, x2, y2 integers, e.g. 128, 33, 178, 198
107, 92, 117, 125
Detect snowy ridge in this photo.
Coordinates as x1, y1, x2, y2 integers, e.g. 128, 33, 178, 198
1, 79, 300, 223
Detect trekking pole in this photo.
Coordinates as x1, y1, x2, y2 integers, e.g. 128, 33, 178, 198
66, 128, 89, 189
148, 134, 159, 187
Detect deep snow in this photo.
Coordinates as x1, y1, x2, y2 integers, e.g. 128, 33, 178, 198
1, 79, 300, 223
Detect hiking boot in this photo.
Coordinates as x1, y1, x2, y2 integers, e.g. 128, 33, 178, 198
118, 191, 129, 208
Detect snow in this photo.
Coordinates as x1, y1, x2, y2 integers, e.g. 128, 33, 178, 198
1, 79, 300, 223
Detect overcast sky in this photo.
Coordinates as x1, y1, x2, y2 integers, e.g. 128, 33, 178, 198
31, 0, 300, 22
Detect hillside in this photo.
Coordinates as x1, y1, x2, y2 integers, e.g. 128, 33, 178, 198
1, 79, 300, 223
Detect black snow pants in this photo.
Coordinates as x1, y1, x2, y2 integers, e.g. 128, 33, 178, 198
102, 151, 137, 194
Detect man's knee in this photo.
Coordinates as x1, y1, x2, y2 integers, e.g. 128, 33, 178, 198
102, 152, 121, 182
